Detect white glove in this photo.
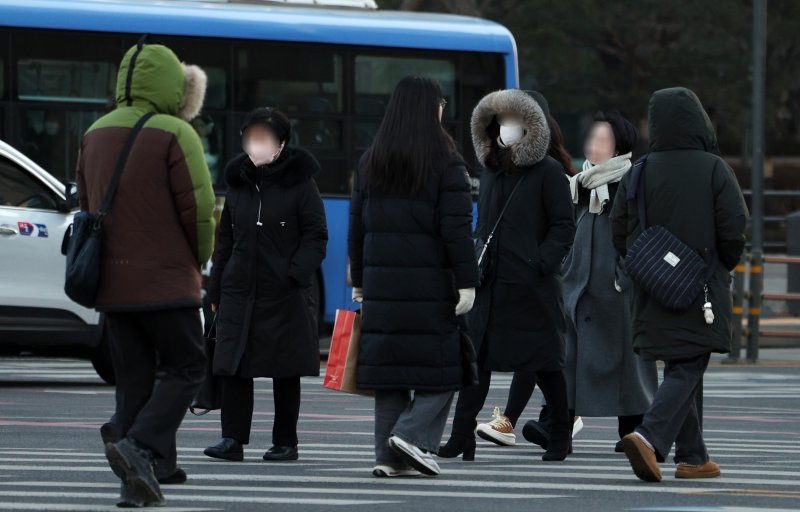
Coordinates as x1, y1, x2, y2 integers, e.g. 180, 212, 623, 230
455, 288, 476, 316
352, 287, 363, 303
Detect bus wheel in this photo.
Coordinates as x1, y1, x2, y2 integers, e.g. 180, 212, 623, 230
91, 326, 116, 385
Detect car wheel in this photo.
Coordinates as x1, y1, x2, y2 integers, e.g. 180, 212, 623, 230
91, 325, 116, 385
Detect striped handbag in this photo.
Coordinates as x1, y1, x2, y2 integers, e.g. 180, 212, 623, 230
623, 156, 716, 311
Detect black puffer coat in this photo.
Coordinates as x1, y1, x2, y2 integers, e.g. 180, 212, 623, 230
611, 87, 748, 361
469, 89, 576, 372
207, 148, 328, 378
348, 153, 479, 391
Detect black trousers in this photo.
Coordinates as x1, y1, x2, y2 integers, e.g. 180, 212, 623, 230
636, 353, 710, 465
505, 372, 643, 437
106, 308, 206, 459
221, 376, 301, 447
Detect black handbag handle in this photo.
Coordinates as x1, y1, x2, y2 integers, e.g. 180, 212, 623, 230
94, 112, 156, 228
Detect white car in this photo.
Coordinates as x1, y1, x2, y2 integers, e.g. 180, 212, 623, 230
0, 139, 113, 383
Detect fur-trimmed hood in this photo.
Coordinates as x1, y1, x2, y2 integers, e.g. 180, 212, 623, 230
225, 147, 321, 189
471, 89, 551, 168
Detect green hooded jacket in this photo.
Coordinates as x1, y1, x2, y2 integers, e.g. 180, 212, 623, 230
76, 42, 216, 311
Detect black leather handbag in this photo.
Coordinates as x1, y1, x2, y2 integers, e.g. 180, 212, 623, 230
64, 112, 155, 308
190, 315, 222, 415
475, 175, 525, 286
624, 156, 716, 311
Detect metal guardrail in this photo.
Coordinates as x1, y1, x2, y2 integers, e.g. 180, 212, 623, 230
725, 253, 800, 364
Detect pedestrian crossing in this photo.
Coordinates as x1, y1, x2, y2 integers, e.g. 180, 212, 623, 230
0, 358, 799, 511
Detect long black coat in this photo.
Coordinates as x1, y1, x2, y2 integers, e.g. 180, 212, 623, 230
207, 148, 328, 378
348, 153, 479, 391
469, 89, 576, 372
611, 87, 748, 362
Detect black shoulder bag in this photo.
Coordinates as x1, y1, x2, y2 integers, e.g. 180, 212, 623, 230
623, 156, 716, 311
474, 175, 525, 286
64, 112, 155, 308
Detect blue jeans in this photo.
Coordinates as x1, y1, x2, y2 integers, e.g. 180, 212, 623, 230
374, 390, 454, 466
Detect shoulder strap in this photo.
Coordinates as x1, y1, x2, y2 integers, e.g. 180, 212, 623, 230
97, 112, 156, 222
484, 174, 525, 244
628, 154, 649, 229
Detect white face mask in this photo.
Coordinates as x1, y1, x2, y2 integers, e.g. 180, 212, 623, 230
245, 141, 283, 167
499, 124, 525, 146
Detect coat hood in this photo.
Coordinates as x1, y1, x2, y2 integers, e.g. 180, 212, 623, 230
471, 89, 551, 168
648, 87, 717, 153
225, 147, 321, 188
115, 42, 207, 121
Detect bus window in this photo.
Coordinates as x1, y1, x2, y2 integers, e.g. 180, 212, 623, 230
16, 108, 103, 182
191, 114, 225, 187
235, 44, 343, 114
354, 55, 456, 119
292, 118, 342, 151
149, 37, 229, 109
314, 158, 350, 196
14, 31, 119, 105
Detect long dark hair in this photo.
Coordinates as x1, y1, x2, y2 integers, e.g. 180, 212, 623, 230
547, 115, 577, 176
363, 76, 456, 195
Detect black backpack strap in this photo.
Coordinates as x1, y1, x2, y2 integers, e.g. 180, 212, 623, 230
96, 112, 156, 225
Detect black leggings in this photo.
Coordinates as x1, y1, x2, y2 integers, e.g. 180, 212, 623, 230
503, 371, 537, 427
221, 376, 301, 447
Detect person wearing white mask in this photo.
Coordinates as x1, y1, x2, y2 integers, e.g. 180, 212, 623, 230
439, 89, 576, 462
205, 107, 328, 463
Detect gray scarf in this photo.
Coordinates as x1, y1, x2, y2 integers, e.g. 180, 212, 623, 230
569, 152, 632, 214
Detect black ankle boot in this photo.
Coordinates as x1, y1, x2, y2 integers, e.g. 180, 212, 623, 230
542, 415, 572, 462
437, 435, 476, 461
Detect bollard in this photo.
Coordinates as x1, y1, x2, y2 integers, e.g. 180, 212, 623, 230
725, 254, 747, 364
747, 250, 763, 363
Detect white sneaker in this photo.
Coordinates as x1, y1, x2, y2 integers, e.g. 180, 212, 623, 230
387, 436, 441, 476
372, 464, 419, 478
573, 416, 584, 438
476, 407, 516, 446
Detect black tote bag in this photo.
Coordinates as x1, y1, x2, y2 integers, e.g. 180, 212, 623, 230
190, 316, 222, 415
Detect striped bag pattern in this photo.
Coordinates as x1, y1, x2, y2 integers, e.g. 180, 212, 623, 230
623, 155, 715, 312
624, 225, 709, 311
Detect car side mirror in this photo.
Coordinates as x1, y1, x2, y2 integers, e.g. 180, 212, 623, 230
60, 182, 78, 213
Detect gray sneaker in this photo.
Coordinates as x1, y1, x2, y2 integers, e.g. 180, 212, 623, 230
105, 438, 165, 507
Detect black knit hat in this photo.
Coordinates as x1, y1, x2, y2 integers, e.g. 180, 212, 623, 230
240, 107, 292, 144
593, 110, 638, 155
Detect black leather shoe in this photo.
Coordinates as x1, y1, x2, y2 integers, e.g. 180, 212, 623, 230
156, 466, 187, 485
615, 440, 625, 453
522, 420, 550, 450
204, 438, 244, 462
262, 445, 298, 461
105, 438, 164, 507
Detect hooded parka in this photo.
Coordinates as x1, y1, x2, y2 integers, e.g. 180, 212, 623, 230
469, 89, 576, 372
611, 87, 748, 361
207, 149, 328, 378
76, 42, 216, 312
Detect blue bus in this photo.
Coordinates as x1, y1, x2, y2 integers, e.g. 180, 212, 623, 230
0, 0, 518, 332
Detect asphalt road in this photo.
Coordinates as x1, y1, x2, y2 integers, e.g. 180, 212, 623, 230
0, 355, 799, 512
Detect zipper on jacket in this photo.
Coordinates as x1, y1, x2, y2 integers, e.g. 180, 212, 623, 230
255, 184, 263, 227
